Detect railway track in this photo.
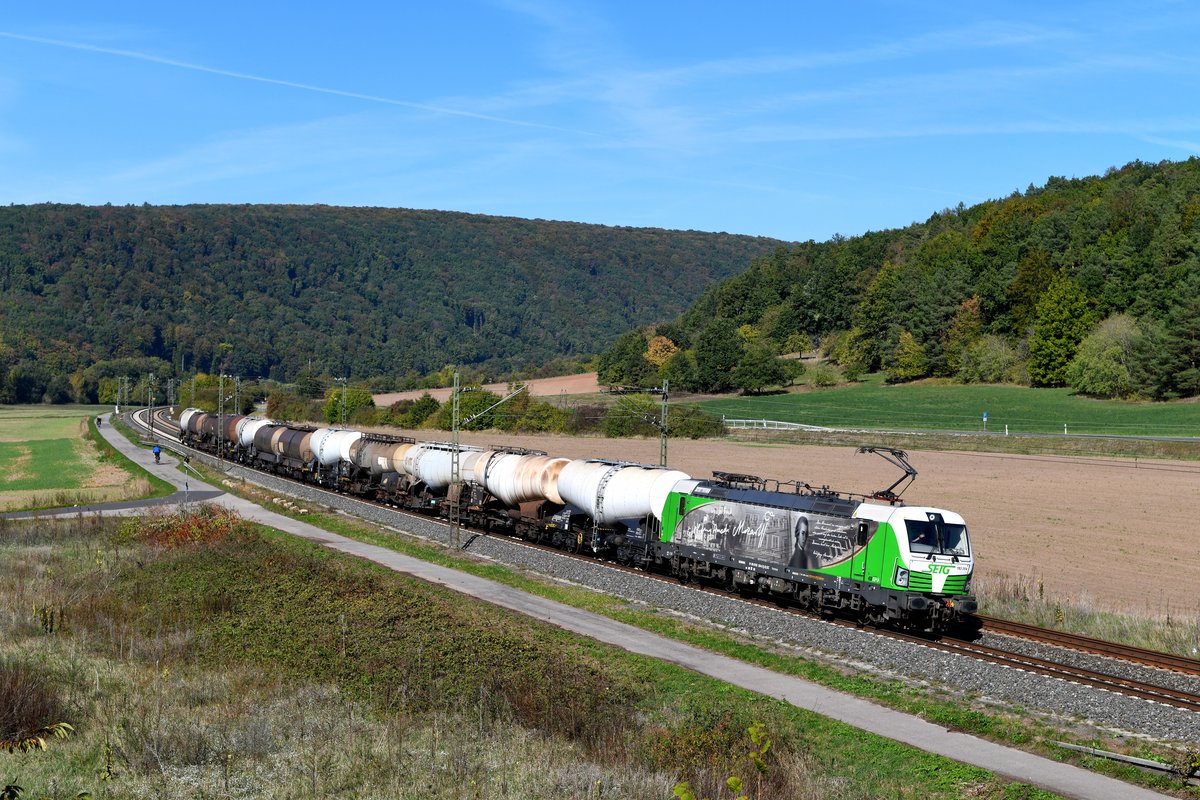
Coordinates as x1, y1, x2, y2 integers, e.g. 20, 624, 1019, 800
131, 408, 1200, 712
888, 630, 1200, 712
979, 615, 1200, 677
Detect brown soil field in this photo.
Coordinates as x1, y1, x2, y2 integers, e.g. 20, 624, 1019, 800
386, 428, 1199, 617
374, 373, 602, 406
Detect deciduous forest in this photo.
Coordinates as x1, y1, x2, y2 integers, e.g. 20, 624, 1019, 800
599, 158, 1200, 401
0, 204, 781, 403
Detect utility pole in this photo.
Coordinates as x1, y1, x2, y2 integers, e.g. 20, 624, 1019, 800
601, 381, 670, 466
218, 373, 227, 469
450, 371, 462, 547
147, 374, 157, 440
234, 376, 242, 416
334, 377, 348, 425
659, 379, 669, 467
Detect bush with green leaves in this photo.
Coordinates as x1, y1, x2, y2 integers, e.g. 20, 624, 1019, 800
668, 404, 725, 438
322, 385, 376, 425
1066, 315, 1142, 398
957, 335, 1021, 384
805, 362, 842, 388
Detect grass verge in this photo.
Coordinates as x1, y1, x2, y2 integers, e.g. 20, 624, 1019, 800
0, 511, 1074, 799
87, 415, 175, 499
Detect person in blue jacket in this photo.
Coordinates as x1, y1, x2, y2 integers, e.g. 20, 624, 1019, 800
152, 444, 161, 464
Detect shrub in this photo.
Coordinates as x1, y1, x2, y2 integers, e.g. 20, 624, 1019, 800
563, 404, 606, 434
129, 507, 252, 549
603, 396, 661, 438
1066, 314, 1142, 398
669, 404, 725, 438
0, 659, 66, 751
958, 335, 1019, 384
806, 362, 842, 387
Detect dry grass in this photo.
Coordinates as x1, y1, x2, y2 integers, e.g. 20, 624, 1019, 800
976, 571, 1200, 656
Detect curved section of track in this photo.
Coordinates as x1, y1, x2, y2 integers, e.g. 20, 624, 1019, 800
133, 408, 1200, 712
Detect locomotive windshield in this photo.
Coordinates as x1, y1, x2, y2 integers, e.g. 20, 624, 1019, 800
906, 518, 970, 557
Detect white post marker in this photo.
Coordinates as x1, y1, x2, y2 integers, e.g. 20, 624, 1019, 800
982, 410, 988, 432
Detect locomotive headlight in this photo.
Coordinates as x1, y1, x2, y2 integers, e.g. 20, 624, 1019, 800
894, 567, 909, 588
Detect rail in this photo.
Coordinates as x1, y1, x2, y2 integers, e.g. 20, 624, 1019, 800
979, 614, 1200, 675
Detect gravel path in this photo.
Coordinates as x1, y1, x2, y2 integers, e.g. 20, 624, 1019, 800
208, 456, 1200, 746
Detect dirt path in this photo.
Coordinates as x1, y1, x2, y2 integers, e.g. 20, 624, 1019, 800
374, 373, 602, 405
386, 428, 1198, 616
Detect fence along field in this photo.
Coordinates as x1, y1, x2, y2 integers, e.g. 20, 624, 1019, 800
0, 406, 148, 512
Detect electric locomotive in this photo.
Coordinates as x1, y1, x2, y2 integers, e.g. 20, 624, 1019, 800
654, 451, 976, 632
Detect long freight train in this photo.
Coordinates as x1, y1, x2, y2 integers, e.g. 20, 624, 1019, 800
178, 408, 978, 633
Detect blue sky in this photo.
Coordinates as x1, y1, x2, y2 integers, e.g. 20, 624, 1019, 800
2, 2, 1198, 242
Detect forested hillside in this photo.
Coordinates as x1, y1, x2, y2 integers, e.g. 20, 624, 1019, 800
0, 204, 782, 402
600, 158, 1200, 401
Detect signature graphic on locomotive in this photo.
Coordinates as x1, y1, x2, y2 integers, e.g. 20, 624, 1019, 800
676, 501, 860, 569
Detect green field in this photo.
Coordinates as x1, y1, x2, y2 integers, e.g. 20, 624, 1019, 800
0, 437, 91, 491
699, 377, 1200, 437
0, 405, 163, 510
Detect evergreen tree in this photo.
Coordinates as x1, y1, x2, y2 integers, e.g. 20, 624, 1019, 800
942, 296, 983, 377
1027, 273, 1096, 386
693, 319, 743, 392
849, 261, 901, 372
1136, 275, 1200, 398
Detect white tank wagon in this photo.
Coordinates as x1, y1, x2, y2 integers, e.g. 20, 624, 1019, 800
403, 442, 484, 490
474, 452, 571, 506
462, 450, 494, 485
557, 460, 691, 525
237, 417, 275, 449
311, 428, 363, 468
179, 408, 203, 435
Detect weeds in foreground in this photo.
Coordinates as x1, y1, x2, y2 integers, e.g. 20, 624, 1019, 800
673, 722, 773, 800
0, 512, 1059, 799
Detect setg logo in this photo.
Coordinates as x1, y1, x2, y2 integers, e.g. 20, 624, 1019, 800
929, 564, 953, 575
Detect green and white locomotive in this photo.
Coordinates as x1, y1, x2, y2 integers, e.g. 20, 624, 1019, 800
651, 448, 977, 633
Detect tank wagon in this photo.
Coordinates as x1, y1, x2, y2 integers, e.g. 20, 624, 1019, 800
178, 409, 976, 633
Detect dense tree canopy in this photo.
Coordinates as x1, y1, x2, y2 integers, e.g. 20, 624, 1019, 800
0, 203, 781, 402
599, 157, 1200, 401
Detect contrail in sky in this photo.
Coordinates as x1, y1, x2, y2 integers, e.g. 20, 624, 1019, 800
0, 30, 598, 136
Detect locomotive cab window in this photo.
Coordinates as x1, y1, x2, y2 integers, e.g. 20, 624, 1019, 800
905, 518, 970, 557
